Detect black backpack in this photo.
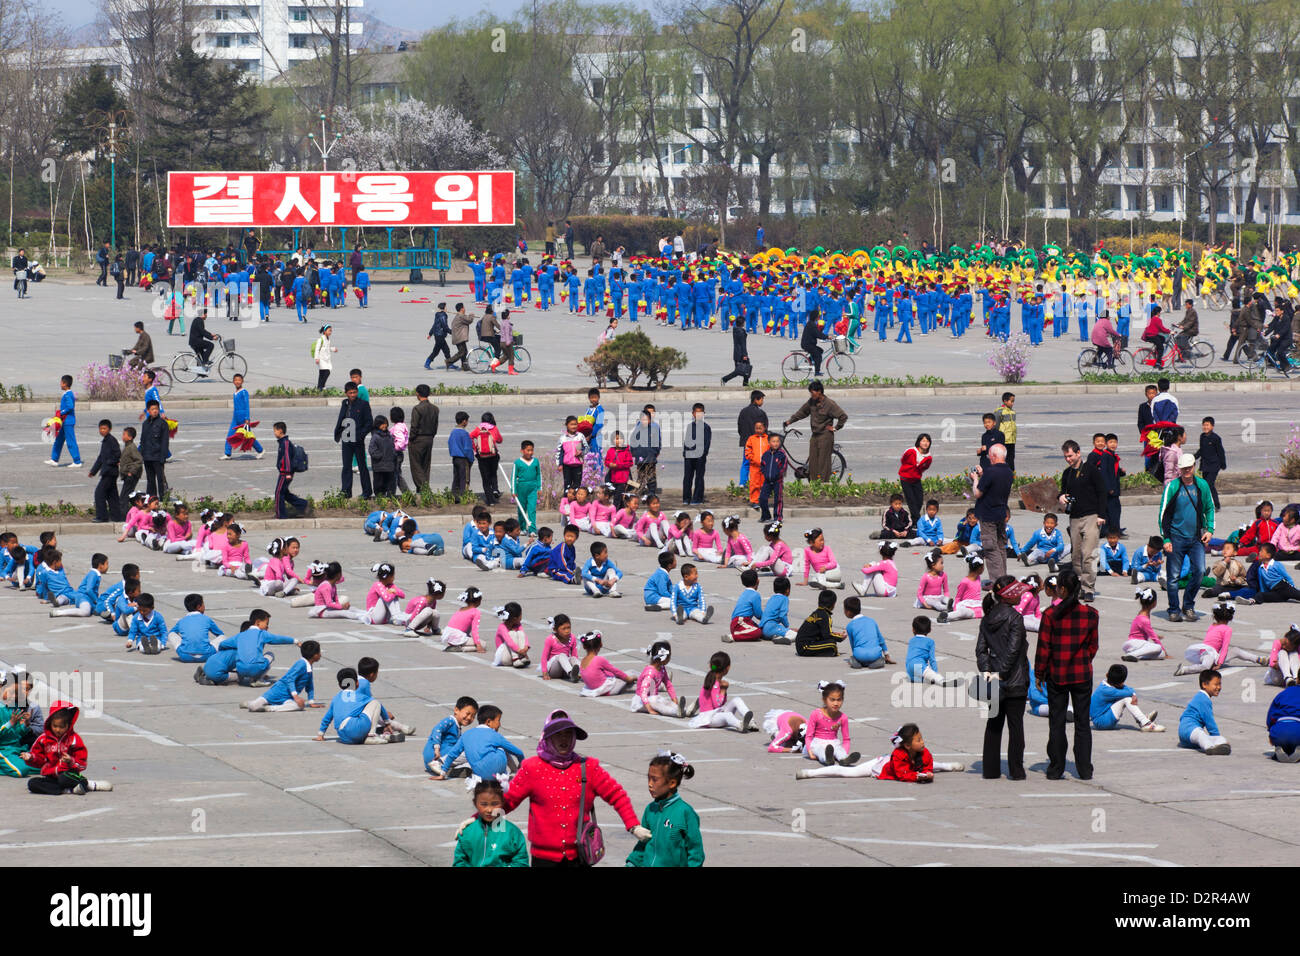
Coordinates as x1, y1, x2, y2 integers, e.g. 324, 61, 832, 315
290, 442, 309, 473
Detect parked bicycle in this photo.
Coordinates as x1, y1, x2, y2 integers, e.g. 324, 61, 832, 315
171, 337, 247, 384
781, 337, 855, 383
780, 426, 847, 483
1131, 336, 1214, 374
1076, 344, 1133, 376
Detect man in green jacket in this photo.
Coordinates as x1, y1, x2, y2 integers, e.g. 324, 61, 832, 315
1157, 453, 1214, 622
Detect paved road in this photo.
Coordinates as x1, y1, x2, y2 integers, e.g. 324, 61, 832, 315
6, 391, 1293, 508
1, 512, 1295, 866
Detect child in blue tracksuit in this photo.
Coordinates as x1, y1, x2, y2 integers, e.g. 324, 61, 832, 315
111, 582, 140, 635
761, 576, 795, 642
246, 640, 319, 712
905, 616, 952, 685
519, 528, 553, 577
462, 512, 493, 561
489, 522, 525, 570
915, 501, 944, 547
644, 552, 676, 610
1132, 535, 1164, 583
1020, 515, 1069, 567
223, 378, 263, 457
292, 271, 309, 321
547, 525, 579, 584
124, 594, 167, 654
1179, 669, 1229, 753
424, 696, 478, 775
48, 375, 81, 465
40, 556, 77, 610
895, 293, 914, 343
845, 596, 892, 669
430, 705, 524, 781
582, 542, 623, 597
727, 568, 763, 642
195, 645, 239, 685
222, 611, 297, 684
355, 267, 369, 307
1090, 663, 1161, 731
317, 668, 388, 743
671, 564, 713, 625
566, 271, 581, 313
167, 594, 224, 662
1027, 664, 1051, 717
49, 555, 106, 617
1267, 684, 1300, 762
1099, 529, 1130, 576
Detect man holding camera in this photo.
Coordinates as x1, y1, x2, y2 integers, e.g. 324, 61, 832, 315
1058, 439, 1109, 602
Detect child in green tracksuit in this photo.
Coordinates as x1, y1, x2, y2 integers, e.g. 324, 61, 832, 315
627, 751, 704, 867
453, 779, 529, 867
513, 440, 541, 534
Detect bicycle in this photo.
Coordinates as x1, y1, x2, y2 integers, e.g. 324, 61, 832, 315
1131, 336, 1214, 374
109, 351, 173, 394
1076, 344, 1133, 376
468, 337, 532, 374
1236, 341, 1298, 378
781, 338, 855, 383
780, 426, 847, 483
171, 337, 247, 384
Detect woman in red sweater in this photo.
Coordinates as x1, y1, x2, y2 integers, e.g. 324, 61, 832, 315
503, 711, 645, 866
898, 433, 933, 527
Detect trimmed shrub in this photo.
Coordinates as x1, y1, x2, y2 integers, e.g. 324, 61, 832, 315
580, 328, 688, 388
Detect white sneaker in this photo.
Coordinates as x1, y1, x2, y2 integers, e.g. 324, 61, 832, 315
44, 459, 57, 466
218, 454, 231, 460
67, 462, 81, 469
1173, 663, 1189, 676
473, 555, 492, 570
255, 451, 264, 460
87, 780, 113, 791
1141, 721, 1165, 733
852, 579, 868, 596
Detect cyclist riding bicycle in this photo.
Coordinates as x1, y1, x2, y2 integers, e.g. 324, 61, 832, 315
1267, 296, 1295, 371
1089, 311, 1120, 367
1173, 301, 1199, 357
1141, 304, 1172, 365
188, 313, 220, 376
800, 306, 826, 376
126, 321, 154, 370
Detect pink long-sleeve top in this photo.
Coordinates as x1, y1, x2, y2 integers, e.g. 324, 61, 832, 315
1203, 623, 1233, 667
1271, 523, 1300, 552
446, 607, 482, 645
365, 581, 406, 611
193, 524, 212, 551
495, 622, 528, 653
916, 570, 950, 602
612, 507, 637, 530
1127, 613, 1164, 650
405, 594, 437, 616
590, 500, 615, 524
568, 500, 592, 523
691, 529, 723, 552
953, 576, 982, 614
314, 580, 346, 609
634, 512, 666, 537
557, 495, 571, 521
261, 555, 284, 582
666, 522, 690, 542
580, 654, 631, 689
802, 544, 838, 583
165, 517, 192, 542
122, 505, 144, 529
1270, 638, 1293, 668
767, 711, 804, 753
541, 633, 579, 673
805, 708, 851, 750
128, 509, 153, 532
279, 555, 301, 585
723, 533, 753, 563
219, 539, 250, 570
859, 559, 898, 588
753, 540, 794, 570
1017, 591, 1041, 619
635, 664, 676, 705
697, 680, 728, 712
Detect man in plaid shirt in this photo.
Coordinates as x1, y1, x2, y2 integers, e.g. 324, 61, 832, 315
1034, 569, 1100, 780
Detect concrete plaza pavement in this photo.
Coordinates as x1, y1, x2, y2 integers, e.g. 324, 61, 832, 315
0, 510, 1298, 867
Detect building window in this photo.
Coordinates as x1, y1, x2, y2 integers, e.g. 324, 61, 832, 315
687, 108, 703, 129
239, 33, 255, 46
290, 34, 308, 48
591, 77, 605, 99
1126, 145, 1145, 169
692, 73, 704, 95
1156, 189, 1172, 211
291, 8, 307, 21
215, 34, 232, 48
689, 144, 703, 164
214, 8, 229, 19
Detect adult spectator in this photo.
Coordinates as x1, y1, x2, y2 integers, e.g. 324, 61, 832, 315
1034, 567, 1099, 780
1151, 377, 1178, 424
682, 403, 711, 506
408, 385, 440, 490
1137, 383, 1159, 477
735, 390, 767, 486
1240, 294, 1266, 362
544, 220, 556, 256
782, 381, 847, 483
11, 248, 28, 298
977, 576, 1031, 780
1158, 453, 1214, 622
139, 399, 169, 499
799, 308, 826, 376
563, 220, 575, 260
1267, 295, 1295, 370
349, 245, 364, 284
450, 303, 474, 371
1058, 440, 1108, 601
124, 245, 139, 286
188, 312, 219, 373
630, 405, 661, 497
756, 222, 765, 250
1174, 300, 1199, 356
242, 228, 259, 266
1222, 295, 1243, 362
973, 443, 1013, 583
87, 418, 122, 523
502, 712, 643, 868
334, 381, 373, 500
126, 322, 153, 370
95, 242, 109, 286
589, 234, 607, 268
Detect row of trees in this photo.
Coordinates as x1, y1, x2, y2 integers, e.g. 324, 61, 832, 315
403, 0, 1300, 248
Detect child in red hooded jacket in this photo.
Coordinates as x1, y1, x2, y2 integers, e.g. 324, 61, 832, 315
22, 701, 113, 795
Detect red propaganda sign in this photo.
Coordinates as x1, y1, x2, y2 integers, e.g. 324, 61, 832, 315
167, 170, 515, 228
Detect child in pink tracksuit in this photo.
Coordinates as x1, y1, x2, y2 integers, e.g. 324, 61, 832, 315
804, 680, 857, 765
1175, 600, 1267, 675
687, 651, 756, 732
635, 497, 672, 548
578, 629, 633, 696
854, 541, 898, 597
691, 511, 724, 564
163, 504, 194, 555
365, 563, 409, 627
1017, 574, 1044, 632
309, 562, 367, 621
800, 528, 842, 589
442, 586, 485, 651
665, 511, 694, 557
914, 550, 950, 611
404, 577, 446, 637
764, 709, 806, 753
218, 524, 252, 578
611, 494, 639, 539
589, 485, 617, 536
748, 521, 793, 576
1120, 587, 1164, 659
491, 601, 529, 667
632, 640, 686, 717
721, 516, 753, 569
568, 487, 594, 533
939, 554, 984, 622
541, 613, 580, 680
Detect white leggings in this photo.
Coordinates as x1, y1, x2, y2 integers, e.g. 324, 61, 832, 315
592, 521, 612, 537
945, 599, 983, 621
682, 607, 709, 623
749, 546, 790, 576
695, 547, 723, 565
50, 599, 93, 617
407, 607, 440, 633
492, 630, 528, 666
1183, 644, 1261, 672
1026, 544, 1071, 565
640, 523, 668, 549
163, 540, 194, 554
810, 739, 852, 764
1188, 726, 1228, 751
916, 594, 949, 611
688, 696, 749, 730
442, 625, 477, 649
1023, 615, 1041, 632
368, 599, 408, 626
1266, 651, 1300, 686
725, 555, 749, 569
583, 577, 621, 597
1122, 638, 1164, 660
1102, 698, 1152, 728
668, 537, 694, 557
612, 525, 637, 540
808, 568, 844, 589
247, 695, 301, 713
857, 573, 897, 597
799, 756, 964, 778
646, 596, 672, 611
259, 578, 299, 597
917, 666, 946, 686
219, 565, 250, 580
545, 655, 579, 679
289, 592, 317, 608
580, 676, 633, 697
308, 606, 368, 622
573, 517, 593, 533
632, 692, 682, 716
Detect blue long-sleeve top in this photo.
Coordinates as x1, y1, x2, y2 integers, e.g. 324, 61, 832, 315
448, 427, 473, 460
492, 535, 524, 559
1259, 560, 1296, 593
1179, 690, 1220, 744
44, 567, 76, 603
761, 593, 790, 631
217, 628, 295, 676
582, 557, 623, 583
467, 529, 494, 559
1023, 527, 1065, 555
1100, 541, 1130, 571
644, 567, 673, 604
905, 634, 938, 682
76, 569, 101, 607
671, 581, 704, 615
127, 610, 168, 650
203, 647, 239, 681
731, 587, 762, 620
1090, 682, 1135, 728
231, 387, 251, 423
847, 616, 888, 661
423, 714, 463, 768
437, 725, 524, 778
59, 389, 76, 424
263, 659, 314, 706
547, 541, 576, 575
521, 540, 551, 573
916, 515, 944, 544
169, 611, 224, 660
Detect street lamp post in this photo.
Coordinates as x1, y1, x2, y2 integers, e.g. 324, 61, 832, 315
93, 110, 131, 250
306, 112, 343, 244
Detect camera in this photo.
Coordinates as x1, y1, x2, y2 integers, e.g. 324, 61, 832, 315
1061, 494, 1076, 514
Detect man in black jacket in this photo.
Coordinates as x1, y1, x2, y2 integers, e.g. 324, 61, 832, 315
1059, 439, 1109, 601
274, 422, 310, 519
720, 316, 751, 387
334, 382, 373, 499
682, 402, 711, 506
407, 385, 440, 490
139, 400, 169, 500
87, 419, 122, 522
425, 303, 452, 369
800, 307, 825, 376
188, 314, 219, 373
734, 390, 766, 487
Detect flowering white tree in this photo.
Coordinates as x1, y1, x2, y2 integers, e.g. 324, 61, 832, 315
334, 99, 504, 172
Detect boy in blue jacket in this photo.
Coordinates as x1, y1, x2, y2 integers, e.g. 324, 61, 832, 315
461, 508, 493, 561
424, 696, 478, 775
429, 705, 524, 781
519, 527, 553, 577
449, 412, 475, 502
581, 541, 623, 597
546, 524, 580, 584
111, 580, 140, 635
761, 576, 796, 643
245, 640, 320, 712
724, 568, 763, 642
124, 593, 167, 654
1179, 669, 1229, 754
355, 267, 370, 308
315, 665, 408, 744
488, 519, 525, 570
167, 593, 224, 662
223, 610, 297, 684
1020, 513, 1069, 570
1098, 527, 1130, 576
1090, 664, 1163, 732
644, 551, 676, 610
671, 564, 714, 625
47, 374, 82, 466
845, 596, 893, 669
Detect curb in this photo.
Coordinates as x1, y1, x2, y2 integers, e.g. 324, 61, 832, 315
5, 379, 1300, 414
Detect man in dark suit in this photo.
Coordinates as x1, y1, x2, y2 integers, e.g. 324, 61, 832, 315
334, 382, 373, 499
88, 419, 122, 522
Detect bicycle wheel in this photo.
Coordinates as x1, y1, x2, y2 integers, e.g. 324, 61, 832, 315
1172, 346, 1199, 375
510, 347, 531, 374
1204, 289, 1228, 310
1131, 347, 1156, 372
781, 352, 811, 384
1236, 348, 1265, 373
151, 366, 173, 395
1189, 340, 1214, 369
826, 352, 855, 380
170, 351, 199, 384
1111, 349, 1134, 375
829, 450, 847, 483
1076, 348, 1099, 377
467, 347, 491, 374
217, 351, 247, 381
